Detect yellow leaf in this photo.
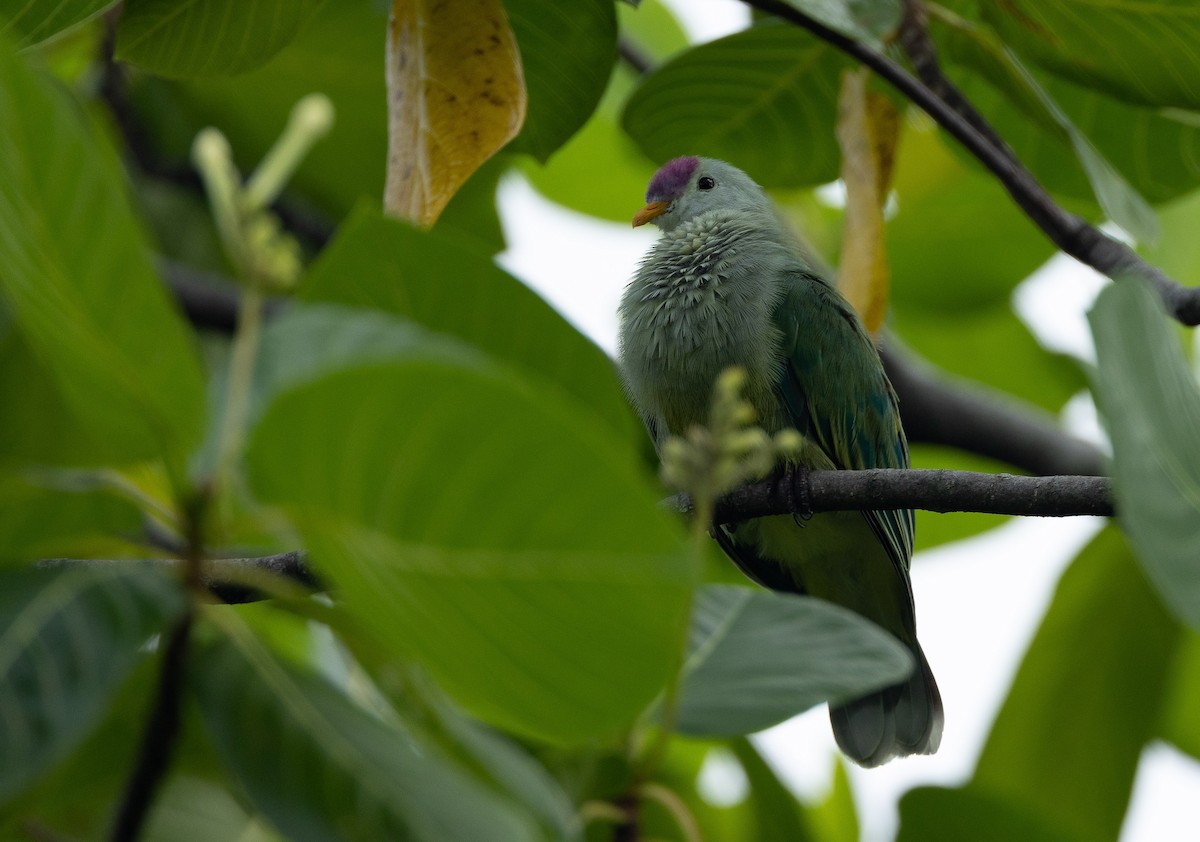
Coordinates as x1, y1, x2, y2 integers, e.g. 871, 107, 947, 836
835, 68, 899, 335
384, 0, 527, 226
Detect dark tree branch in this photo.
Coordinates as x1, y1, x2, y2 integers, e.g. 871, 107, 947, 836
704, 468, 1113, 522
109, 610, 194, 842
741, 0, 1200, 326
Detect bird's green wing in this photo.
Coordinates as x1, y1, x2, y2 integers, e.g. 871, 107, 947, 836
772, 269, 916, 571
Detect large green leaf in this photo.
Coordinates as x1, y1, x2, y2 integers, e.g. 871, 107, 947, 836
1089, 280, 1200, 630
622, 22, 850, 188
0, 0, 114, 47
299, 210, 638, 441
675, 586, 912, 737
0, 565, 186, 802
0, 475, 141, 566
116, 0, 325, 77
192, 635, 538, 842
252, 303, 480, 422
983, 0, 1200, 110
195, 302, 470, 476
0, 328, 121, 468
888, 122, 1055, 312
969, 527, 1181, 841
0, 39, 206, 470
898, 786, 1078, 842
246, 359, 692, 743
505, 0, 615, 161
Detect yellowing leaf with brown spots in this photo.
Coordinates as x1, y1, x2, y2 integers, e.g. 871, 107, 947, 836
384, 0, 526, 226
835, 68, 898, 335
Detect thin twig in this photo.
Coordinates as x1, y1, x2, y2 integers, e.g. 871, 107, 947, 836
108, 609, 194, 842
618, 36, 655, 75
39, 552, 322, 604
741, 0, 1200, 325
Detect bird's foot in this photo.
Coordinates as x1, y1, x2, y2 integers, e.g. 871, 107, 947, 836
783, 464, 814, 527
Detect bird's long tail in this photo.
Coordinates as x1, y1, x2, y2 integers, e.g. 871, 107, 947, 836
829, 641, 943, 768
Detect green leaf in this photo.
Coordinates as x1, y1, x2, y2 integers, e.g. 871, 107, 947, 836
0, 328, 123, 468
116, 0, 325, 78
246, 359, 692, 743
0, 656, 157, 837
521, 69, 653, 223
0, 565, 186, 802
434, 152, 508, 254
729, 737, 815, 842
252, 303, 480, 422
505, 0, 616, 161
0, 0, 115, 47
898, 786, 1078, 842
520, 0, 687, 221
299, 210, 638, 441
1158, 629, 1200, 761
776, 0, 900, 45
970, 527, 1181, 841
0, 38, 206, 470
808, 758, 858, 842
889, 122, 1055, 312
675, 585, 913, 737
983, 0, 1200, 110
424, 694, 582, 841
1089, 280, 1200, 630
0, 475, 141, 566
150, 0, 387, 217
192, 635, 538, 842
622, 22, 851, 188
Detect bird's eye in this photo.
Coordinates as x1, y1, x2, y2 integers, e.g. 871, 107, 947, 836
698, 176, 715, 190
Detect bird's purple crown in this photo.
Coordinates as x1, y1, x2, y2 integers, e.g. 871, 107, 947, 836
646, 156, 699, 201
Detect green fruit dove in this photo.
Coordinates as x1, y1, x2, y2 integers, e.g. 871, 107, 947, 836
617, 156, 941, 766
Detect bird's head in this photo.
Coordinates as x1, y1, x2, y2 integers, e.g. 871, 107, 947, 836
633, 156, 769, 232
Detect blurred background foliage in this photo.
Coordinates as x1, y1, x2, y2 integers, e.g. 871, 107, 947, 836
2, 0, 1200, 840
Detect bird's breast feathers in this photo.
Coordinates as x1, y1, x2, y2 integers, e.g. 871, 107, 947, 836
618, 211, 789, 434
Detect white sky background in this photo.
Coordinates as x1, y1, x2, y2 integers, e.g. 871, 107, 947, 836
496, 2, 1200, 839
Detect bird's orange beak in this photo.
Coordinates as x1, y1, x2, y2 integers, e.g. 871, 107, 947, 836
632, 200, 670, 228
